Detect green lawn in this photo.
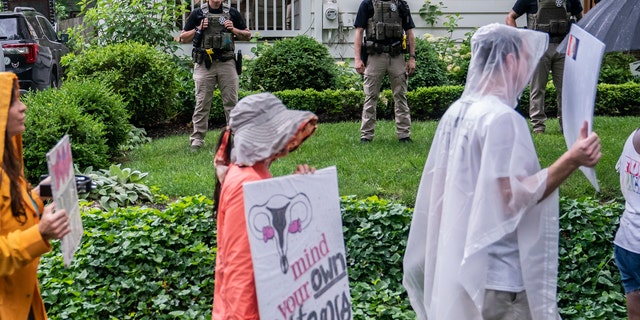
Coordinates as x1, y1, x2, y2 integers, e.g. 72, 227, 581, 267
125, 117, 638, 207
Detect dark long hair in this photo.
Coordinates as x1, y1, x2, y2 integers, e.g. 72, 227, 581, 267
2, 81, 27, 224
212, 127, 233, 216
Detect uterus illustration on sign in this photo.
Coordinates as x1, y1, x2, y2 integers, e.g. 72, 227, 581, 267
248, 193, 313, 274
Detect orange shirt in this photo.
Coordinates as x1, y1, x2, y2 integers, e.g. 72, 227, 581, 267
212, 163, 271, 319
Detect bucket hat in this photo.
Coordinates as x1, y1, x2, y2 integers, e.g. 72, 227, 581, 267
229, 93, 317, 166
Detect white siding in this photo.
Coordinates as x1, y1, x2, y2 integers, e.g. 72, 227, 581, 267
316, 0, 522, 60
175, 0, 524, 60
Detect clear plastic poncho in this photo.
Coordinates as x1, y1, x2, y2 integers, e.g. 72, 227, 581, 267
403, 24, 561, 319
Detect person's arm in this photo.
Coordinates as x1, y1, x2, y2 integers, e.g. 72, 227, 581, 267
633, 128, 640, 153
574, 11, 583, 22
0, 226, 50, 275
178, 29, 196, 44
572, 0, 584, 21
225, 10, 251, 41
0, 204, 68, 276
505, 10, 521, 27
38, 205, 71, 241
177, 10, 204, 44
179, 17, 207, 44
354, 27, 365, 75
406, 28, 416, 76
223, 19, 251, 41
542, 121, 601, 199
493, 118, 599, 209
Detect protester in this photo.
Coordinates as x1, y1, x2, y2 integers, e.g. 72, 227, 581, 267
402, 24, 601, 319
614, 128, 640, 320
211, 93, 317, 318
0, 72, 71, 319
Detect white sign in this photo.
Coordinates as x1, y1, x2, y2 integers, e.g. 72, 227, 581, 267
46, 135, 83, 267
631, 61, 640, 77
243, 166, 353, 320
561, 24, 606, 191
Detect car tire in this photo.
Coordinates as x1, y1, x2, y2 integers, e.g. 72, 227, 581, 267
50, 71, 59, 89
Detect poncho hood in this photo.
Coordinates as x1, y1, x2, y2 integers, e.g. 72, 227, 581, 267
0, 72, 23, 168
462, 23, 548, 107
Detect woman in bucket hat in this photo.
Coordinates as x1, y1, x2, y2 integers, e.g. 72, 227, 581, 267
0, 72, 70, 319
211, 92, 317, 319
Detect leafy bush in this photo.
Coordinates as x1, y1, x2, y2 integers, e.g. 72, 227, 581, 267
21, 90, 109, 182
40, 196, 216, 319
119, 127, 152, 153
36, 192, 629, 319
62, 41, 182, 127
408, 37, 448, 89
418, 1, 473, 86
557, 197, 626, 319
595, 83, 640, 116
172, 55, 197, 124
76, 164, 155, 210
58, 78, 131, 158
248, 35, 338, 91
335, 59, 363, 91
600, 52, 639, 84
239, 34, 270, 91
71, 0, 187, 54
341, 195, 416, 319
378, 38, 448, 92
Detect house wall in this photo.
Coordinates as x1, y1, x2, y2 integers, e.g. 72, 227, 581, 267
314, 0, 525, 61
175, 0, 529, 60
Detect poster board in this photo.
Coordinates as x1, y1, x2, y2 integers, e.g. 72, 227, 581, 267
561, 24, 605, 191
243, 166, 353, 320
46, 135, 83, 267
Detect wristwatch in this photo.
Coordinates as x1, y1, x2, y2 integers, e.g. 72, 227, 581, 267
410, 54, 417, 60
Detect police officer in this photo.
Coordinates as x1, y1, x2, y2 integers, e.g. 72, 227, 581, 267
354, 0, 416, 143
506, 0, 582, 134
179, 0, 251, 151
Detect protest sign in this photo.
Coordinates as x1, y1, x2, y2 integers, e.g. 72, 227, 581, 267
46, 135, 83, 267
243, 166, 352, 320
562, 24, 605, 191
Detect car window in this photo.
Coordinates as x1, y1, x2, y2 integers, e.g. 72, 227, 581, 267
0, 17, 21, 40
36, 15, 58, 41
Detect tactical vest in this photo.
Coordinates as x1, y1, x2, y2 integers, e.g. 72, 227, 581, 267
201, 4, 235, 59
365, 0, 405, 54
527, 0, 571, 41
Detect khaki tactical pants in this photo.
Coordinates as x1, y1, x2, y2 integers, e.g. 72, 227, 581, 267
191, 59, 238, 147
529, 42, 564, 132
482, 290, 533, 320
361, 53, 411, 140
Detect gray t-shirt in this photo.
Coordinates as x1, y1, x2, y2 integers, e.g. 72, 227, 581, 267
486, 231, 525, 292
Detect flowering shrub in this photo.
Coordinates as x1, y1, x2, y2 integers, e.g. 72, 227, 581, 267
423, 30, 473, 86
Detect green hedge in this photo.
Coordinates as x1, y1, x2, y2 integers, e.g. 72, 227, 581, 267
38, 195, 627, 319
21, 89, 110, 182
40, 196, 216, 319
203, 82, 640, 125
558, 197, 626, 318
62, 41, 182, 127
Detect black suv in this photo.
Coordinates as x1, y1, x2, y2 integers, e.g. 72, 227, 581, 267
0, 7, 69, 93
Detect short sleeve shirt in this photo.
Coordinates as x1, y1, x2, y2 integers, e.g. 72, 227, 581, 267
511, 0, 584, 16
614, 129, 640, 254
183, 5, 247, 32
353, 0, 415, 30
